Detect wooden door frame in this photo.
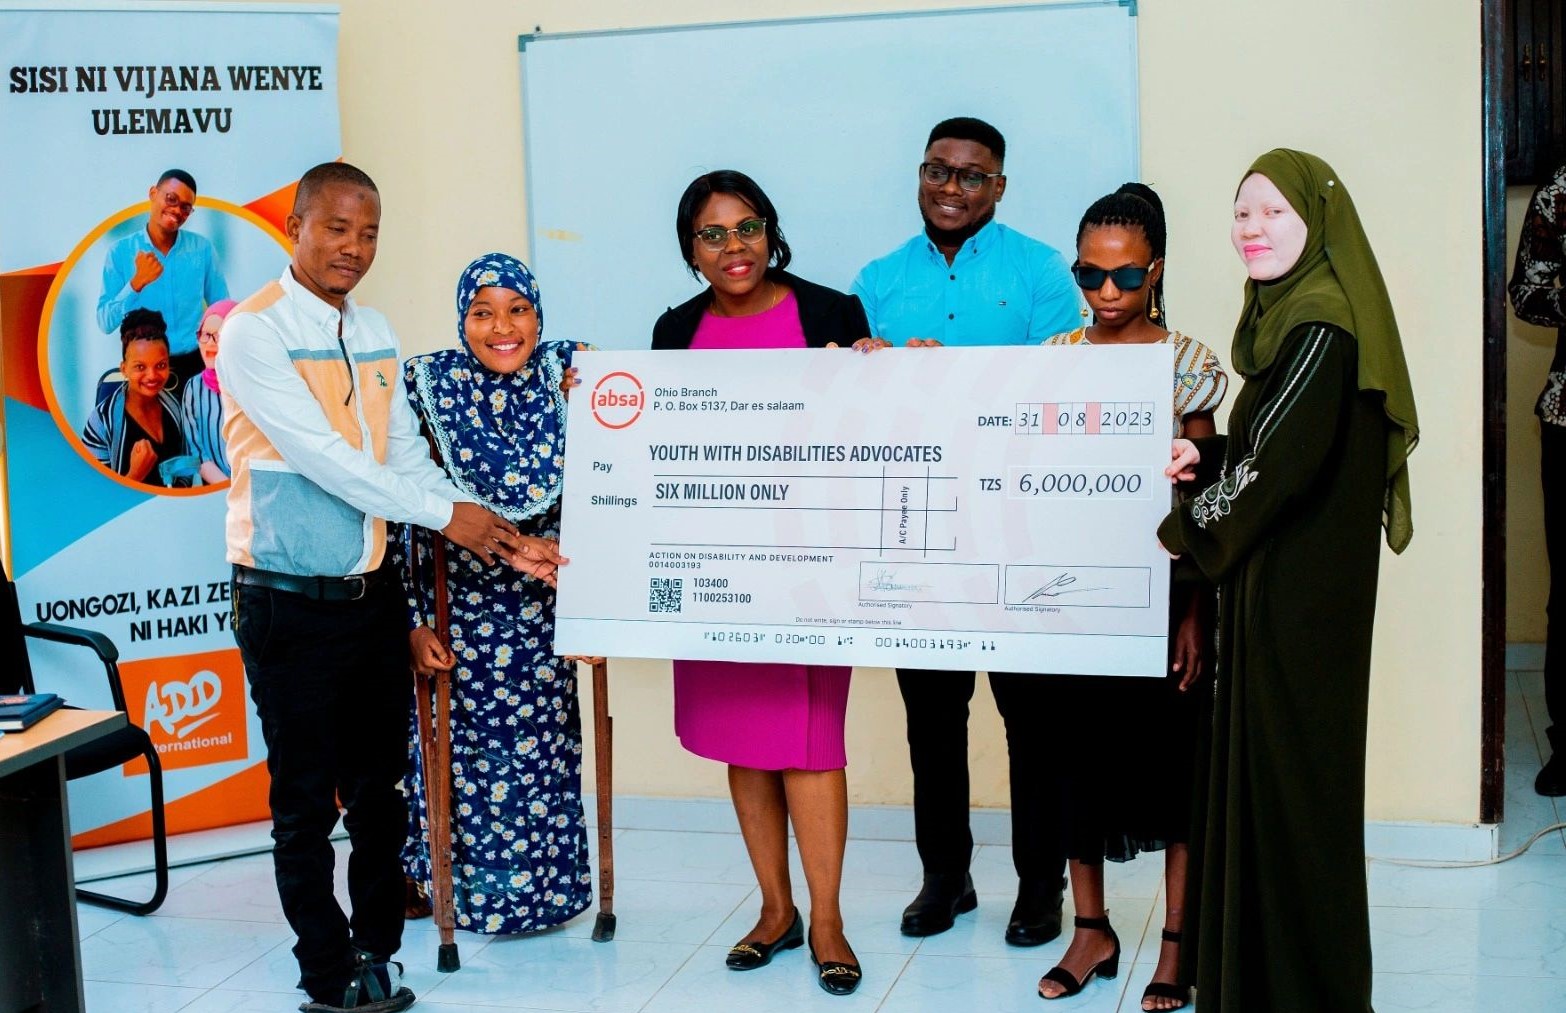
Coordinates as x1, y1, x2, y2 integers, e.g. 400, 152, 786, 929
1482, 0, 1506, 825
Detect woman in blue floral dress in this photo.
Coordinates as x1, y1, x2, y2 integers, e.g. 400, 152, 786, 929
393, 253, 593, 934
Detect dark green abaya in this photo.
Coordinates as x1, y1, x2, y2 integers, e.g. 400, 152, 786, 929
1157, 150, 1418, 1012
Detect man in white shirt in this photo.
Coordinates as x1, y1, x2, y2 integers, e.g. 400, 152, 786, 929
220, 162, 557, 1013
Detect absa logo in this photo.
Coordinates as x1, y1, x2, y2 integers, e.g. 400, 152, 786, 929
591, 371, 645, 430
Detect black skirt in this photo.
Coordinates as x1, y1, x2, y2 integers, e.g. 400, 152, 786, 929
1036, 582, 1212, 865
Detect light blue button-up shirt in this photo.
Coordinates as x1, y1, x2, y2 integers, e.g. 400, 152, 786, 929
851, 220, 1082, 347
96, 225, 229, 355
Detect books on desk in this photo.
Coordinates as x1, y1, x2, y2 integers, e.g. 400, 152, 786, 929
0, 693, 65, 731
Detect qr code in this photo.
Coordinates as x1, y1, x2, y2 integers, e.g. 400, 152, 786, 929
648, 577, 683, 613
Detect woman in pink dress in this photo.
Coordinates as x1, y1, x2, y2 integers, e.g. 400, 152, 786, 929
651, 170, 869, 996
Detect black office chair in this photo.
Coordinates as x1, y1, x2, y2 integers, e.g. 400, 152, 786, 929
93, 368, 125, 408
2, 561, 169, 914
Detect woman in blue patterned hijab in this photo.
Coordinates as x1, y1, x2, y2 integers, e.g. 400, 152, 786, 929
410, 252, 570, 523
393, 252, 595, 935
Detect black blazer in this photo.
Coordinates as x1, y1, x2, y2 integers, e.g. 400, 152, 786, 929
650, 269, 869, 350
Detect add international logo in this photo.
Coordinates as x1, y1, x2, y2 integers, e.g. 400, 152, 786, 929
590, 370, 645, 430
121, 648, 249, 774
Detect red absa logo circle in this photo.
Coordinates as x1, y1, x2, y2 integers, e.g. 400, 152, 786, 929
590, 371, 645, 429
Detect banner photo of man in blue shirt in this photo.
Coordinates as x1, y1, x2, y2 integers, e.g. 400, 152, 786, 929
96, 168, 230, 390
850, 116, 1081, 951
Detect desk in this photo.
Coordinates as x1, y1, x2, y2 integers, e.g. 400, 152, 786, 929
0, 709, 126, 1013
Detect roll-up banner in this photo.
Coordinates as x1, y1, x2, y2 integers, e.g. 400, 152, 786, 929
0, 2, 340, 847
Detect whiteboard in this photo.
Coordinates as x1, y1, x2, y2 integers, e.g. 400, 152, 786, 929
520, 2, 1139, 350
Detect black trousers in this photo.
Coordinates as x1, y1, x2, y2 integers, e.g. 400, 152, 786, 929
233, 571, 410, 1002
1544, 425, 1566, 753
896, 668, 1066, 886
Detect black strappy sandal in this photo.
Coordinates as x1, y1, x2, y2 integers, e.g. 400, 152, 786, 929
298, 950, 416, 1013
1037, 914, 1120, 1000
1140, 927, 1192, 1011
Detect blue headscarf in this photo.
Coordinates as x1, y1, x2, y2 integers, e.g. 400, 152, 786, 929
458, 252, 544, 352
405, 252, 569, 524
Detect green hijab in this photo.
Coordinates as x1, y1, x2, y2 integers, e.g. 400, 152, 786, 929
1233, 148, 1419, 554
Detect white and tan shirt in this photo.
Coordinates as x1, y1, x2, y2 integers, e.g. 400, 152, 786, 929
218, 268, 464, 576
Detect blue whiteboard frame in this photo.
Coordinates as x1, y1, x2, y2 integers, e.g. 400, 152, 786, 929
519, 2, 1139, 349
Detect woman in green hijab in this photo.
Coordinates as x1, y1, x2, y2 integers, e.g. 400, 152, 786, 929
1157, 149, 1418, 1012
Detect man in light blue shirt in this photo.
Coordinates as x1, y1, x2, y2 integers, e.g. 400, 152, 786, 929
97, 168, 229, 388
852, 119, 1081, 346
852, 117, 1077, 949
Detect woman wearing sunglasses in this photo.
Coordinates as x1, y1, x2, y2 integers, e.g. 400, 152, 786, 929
651, 170, 869, 996
1035, 183, 1227, 1010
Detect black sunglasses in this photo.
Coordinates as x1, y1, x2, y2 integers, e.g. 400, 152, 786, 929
1071, 261, 1156, 291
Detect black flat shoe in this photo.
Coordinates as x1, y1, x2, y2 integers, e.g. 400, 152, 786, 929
725, 908, 804, 970
809, 933, 863, 996
1537, 753, 1566, 796
1037, 914, 1120, 1001
899, 872, 977, 937
1006, 876, 1065, 947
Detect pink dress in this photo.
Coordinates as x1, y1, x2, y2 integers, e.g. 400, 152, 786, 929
672, 291, 852, 771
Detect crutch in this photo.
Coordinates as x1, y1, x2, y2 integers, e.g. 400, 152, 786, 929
412, 527, 460, 972
409, 423, 462, 972
590, 658, 616, 941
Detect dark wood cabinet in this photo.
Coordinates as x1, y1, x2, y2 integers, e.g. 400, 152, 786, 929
1506, 0, 1566, 184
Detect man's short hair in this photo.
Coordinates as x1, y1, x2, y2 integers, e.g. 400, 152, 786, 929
157, 168, 197, 193
292, 162, 378, 217
926, 117, 1006, 166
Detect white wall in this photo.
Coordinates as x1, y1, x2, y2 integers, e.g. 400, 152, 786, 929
223, 0, 1485, 824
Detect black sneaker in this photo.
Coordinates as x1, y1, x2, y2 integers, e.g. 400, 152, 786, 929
299, 951, 415, 1012
1537, 753, 1566, 797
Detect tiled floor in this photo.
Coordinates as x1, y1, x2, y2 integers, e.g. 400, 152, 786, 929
73, 669, 1566, 1011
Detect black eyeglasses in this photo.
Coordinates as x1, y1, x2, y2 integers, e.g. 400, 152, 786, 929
692, 218, 767, 252
1071, 262, 1156, 291
919, 162, 1003, 192
159, 191, 195, 216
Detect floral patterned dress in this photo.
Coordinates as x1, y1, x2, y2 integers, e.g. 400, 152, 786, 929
393, 333, 592, 934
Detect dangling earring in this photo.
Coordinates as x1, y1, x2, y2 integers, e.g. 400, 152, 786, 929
1149, 305, 1160, 321
1080, 307, 1090, 320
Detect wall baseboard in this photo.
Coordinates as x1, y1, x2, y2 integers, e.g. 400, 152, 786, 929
75, 796, 1502, 883
1508, 641, 1546, 671
613, 797, 1501, 862
1362, 819, 1499, 863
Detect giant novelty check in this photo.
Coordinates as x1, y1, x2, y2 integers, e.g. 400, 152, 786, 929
554, 345, 1174, 676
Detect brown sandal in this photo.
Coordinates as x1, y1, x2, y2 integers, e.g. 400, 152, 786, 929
402, 875, 432, 920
